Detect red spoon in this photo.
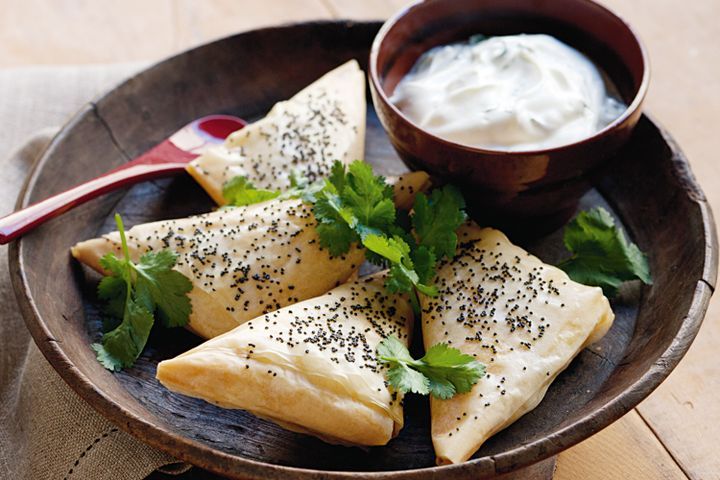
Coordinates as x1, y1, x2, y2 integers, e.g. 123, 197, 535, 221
0, 114, 246, 245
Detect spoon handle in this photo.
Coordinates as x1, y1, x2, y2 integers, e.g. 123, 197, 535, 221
0, 114, 246, 245
0, 161, 187, 245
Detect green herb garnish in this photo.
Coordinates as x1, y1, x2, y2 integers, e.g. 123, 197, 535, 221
92, 214, 193, 371
221, 162, 466, 303
311, 161, 466, 308
222, 176, 281, 206
222, 170, 324, 207
559, 207, 652, 296
313, 161, 396, 250
218, 164, 476, 399
377, 336, 485, 399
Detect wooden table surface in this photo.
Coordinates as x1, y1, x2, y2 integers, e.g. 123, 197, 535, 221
1, 1, 718, 479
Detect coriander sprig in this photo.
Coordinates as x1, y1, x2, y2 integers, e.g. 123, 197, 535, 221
222, 176, 281, 206
92, 214, 193, 371
311, 161, 440, 307
222, 170, 323, 207
312, 161, 466, 304
222, 161, 467, 309
559, 207, 651, 296
377, 336, 485, 399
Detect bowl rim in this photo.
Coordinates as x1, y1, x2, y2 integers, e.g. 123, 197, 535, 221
9, 20, 715, 480
369, 0, 651, 156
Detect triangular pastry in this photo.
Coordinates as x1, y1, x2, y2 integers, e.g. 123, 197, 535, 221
421, 223, 614, 464
71, 173, 429, 339
187, 60, 366, 205
156, 272, 413, 446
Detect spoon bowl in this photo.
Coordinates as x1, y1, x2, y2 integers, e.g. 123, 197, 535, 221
0, 114, 246, 244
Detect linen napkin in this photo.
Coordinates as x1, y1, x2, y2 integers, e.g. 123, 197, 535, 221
0, 65, 190, 480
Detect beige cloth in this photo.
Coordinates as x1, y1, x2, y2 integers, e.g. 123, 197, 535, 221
0, 66, 189, 479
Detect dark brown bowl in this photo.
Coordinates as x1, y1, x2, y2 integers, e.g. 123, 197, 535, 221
369, 0, 649, 232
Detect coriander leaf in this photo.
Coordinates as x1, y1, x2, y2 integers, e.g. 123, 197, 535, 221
340, 161, 395, 231
416, 343, 486, 399
314, 190, 360, 256
376, 334, 414, 363
363, 226, 410, 266
364, 249, 389, 267
93, 298, 154, 371
377, 336, 429, 395
387, 364, 430, 395
346, 161, 392, 198
97, 275, 127, 320
101, 315, 123, 334
377, 336, 485, 400
222, 175, 281, 206
138, 248, 176, 271
363, 234, 436, 298
385, 263, 418, 295
316, 222, 357, 256
93, 213, 193, 371
289, 169, 308, 189
559, 207, 652, 296
368, 198, 396, 230
312, 160, 397, 258
327, 160, 347, 193
277, 169, 326, 203
414, 280, 439, 297
412, 245, 436, 285
412, 185, 467, 259
287, 180, 325, 204
303, 160, 465, 300
99, 252, 129, 280
320, 192, 358, 228
424, 377, 456, 400
92, 343, 124, 371
362, 234, 409, 265
134, 250, 193, 328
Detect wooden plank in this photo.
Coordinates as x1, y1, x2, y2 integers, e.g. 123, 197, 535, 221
0, 0, 175, 66
554, 410, 688, 480
320, 0, 413, 19
635, 308, 720, 480
0, 0, 333, 68
171, 0, 333, 50
594, 2, 720, 479
597, 0, 720, 207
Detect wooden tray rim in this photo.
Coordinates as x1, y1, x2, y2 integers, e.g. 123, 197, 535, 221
8, 20, 718, 480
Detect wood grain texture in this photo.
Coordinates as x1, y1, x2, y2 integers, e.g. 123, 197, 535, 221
635, 308, 720, 480
170, 0, 333, 50
320, 0, 412, 20
592, 3, 720, 479
1, 1, 719, 479
0, 0, 175, 66
8, 22, 715, 479
554, 411, 688, 480
0, 0, 333, 67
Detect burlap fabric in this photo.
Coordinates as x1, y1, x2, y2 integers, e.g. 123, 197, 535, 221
0, 65, 190, 479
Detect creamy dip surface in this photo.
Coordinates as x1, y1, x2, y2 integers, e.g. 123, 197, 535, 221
389, 34, 626, 151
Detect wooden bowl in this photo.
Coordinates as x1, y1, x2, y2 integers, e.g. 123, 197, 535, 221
369, 0, 650, 231
9, 21, 715, 479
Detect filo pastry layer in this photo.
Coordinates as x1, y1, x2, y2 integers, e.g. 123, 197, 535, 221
156, 272, 413, 446
187, 60, 366, 204
421, 224, 614, 465
71, 172, 429, 340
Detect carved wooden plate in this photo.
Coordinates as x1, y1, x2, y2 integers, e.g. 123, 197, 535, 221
9, 21, 717, 479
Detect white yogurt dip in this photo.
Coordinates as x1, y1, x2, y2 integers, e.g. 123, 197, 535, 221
389, 34, 626, 151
